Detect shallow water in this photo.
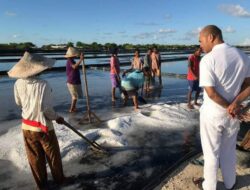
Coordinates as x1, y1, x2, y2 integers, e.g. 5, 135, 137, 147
0, 70, 189, 123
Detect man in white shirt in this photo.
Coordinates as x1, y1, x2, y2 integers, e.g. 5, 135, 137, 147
8, 52, 71, 190
197, 25, 250, 190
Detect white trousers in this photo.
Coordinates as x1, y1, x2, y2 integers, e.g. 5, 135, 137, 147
200, 109, 239, 190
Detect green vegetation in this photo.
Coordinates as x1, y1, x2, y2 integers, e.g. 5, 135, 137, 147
0, 42, 36, 50
1, 42, 249, 54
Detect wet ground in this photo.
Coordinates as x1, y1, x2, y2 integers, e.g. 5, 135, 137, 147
0, 69, 189, 123
0, 70, 201, 190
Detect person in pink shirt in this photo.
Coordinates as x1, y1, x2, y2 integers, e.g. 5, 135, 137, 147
187, 47, 202, 109
110, 47, 121, 105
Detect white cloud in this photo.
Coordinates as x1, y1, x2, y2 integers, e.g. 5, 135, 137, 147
223, 26, 236, 33
136, 22, 159, 26
103, 32, 112, 35
5, 11, 16, 16
133, 28, 176, 40
118, 31, 126, 34
241, 38, 250, 46
159, 29, 176, 34
164, 14, 172, 20
12, 34, 20, 38
133, 32, 153, 39
183, 27, 202, 40
219, 4, 250, 17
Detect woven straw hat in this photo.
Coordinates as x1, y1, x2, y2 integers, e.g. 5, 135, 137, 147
64, 47, 79, 58
8, 51, 55, 78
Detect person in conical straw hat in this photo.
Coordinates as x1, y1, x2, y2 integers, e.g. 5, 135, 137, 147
8, 52, 74, 189
65, 46, 84, 113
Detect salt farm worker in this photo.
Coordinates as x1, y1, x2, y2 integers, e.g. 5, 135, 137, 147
110, 47, 121, 106
122, 49, 145, 110
65, 47, 84, 113
130, 49, 145, 94
186, 47, 202, 109
143, 48, 152, 93
121, 70, 145, 111
130, 49, 143, 70
151, 46, 162, 86
8, 52, 72, 189
195, 25, 250, 190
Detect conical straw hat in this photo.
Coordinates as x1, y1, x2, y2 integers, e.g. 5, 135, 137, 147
64, 47, 79, 58
8, 51, 55, 78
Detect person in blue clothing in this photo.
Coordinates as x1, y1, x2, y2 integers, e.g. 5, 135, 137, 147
121, 70, 145, 111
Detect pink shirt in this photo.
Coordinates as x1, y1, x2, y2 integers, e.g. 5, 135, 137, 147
110, 56, 120, 74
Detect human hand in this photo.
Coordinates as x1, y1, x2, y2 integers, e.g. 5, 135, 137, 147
238, 111, 250, 122
56, 116, 65, 124
122, 72, 126, 77
227, 102, 242, 118
79, 53, 84, 61
192, 75, 198, 80
117, 75, 121, 81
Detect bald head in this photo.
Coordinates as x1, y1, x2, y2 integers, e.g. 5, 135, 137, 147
201, 25, 223, 41
199, 25, 224, 53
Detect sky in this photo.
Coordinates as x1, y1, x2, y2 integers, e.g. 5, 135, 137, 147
1, 0, 250, 47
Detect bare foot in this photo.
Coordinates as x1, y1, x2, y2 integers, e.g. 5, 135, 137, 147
134, 107, 140, 111
187, 104, 194, 109
123, 101, 127, 106
69, 108, 77, 113
194, 102, 201, 106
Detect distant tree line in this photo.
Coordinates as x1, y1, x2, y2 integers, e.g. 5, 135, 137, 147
0, 42, 36, 50
1, 42, 250, 54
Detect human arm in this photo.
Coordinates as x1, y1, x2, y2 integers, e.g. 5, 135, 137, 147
14, 82, 21, 106
228, 77, 250, 117
188, 60, 198, 80
140, 57, 143, 70
71, 53, 84, 69
158, 54, 161, 67
204, 86, 230, 108
42, 82, 64, 123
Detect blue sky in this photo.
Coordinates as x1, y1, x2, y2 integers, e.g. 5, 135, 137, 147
1, 0, 250, 47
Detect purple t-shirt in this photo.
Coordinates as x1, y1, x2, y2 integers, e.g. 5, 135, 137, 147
66, 58, 81, 84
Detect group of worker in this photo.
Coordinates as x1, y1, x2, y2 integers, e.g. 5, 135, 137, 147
6, 24, 250, 190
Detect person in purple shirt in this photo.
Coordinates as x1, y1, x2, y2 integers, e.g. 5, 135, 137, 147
65, 47, 84, 113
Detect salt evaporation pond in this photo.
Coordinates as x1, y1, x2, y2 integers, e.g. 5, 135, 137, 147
0, 69, 201, 189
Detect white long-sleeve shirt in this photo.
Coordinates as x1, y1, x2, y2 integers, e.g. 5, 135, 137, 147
14, 77, 58, 132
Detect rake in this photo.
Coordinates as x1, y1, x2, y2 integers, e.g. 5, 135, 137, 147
63, 121, 107, 153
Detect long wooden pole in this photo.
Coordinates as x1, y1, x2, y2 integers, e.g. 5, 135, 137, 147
82, 61, 91, 122
80, 59, 101, 123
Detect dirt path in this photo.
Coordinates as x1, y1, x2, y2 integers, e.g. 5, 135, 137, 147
155, 150, 250, 190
